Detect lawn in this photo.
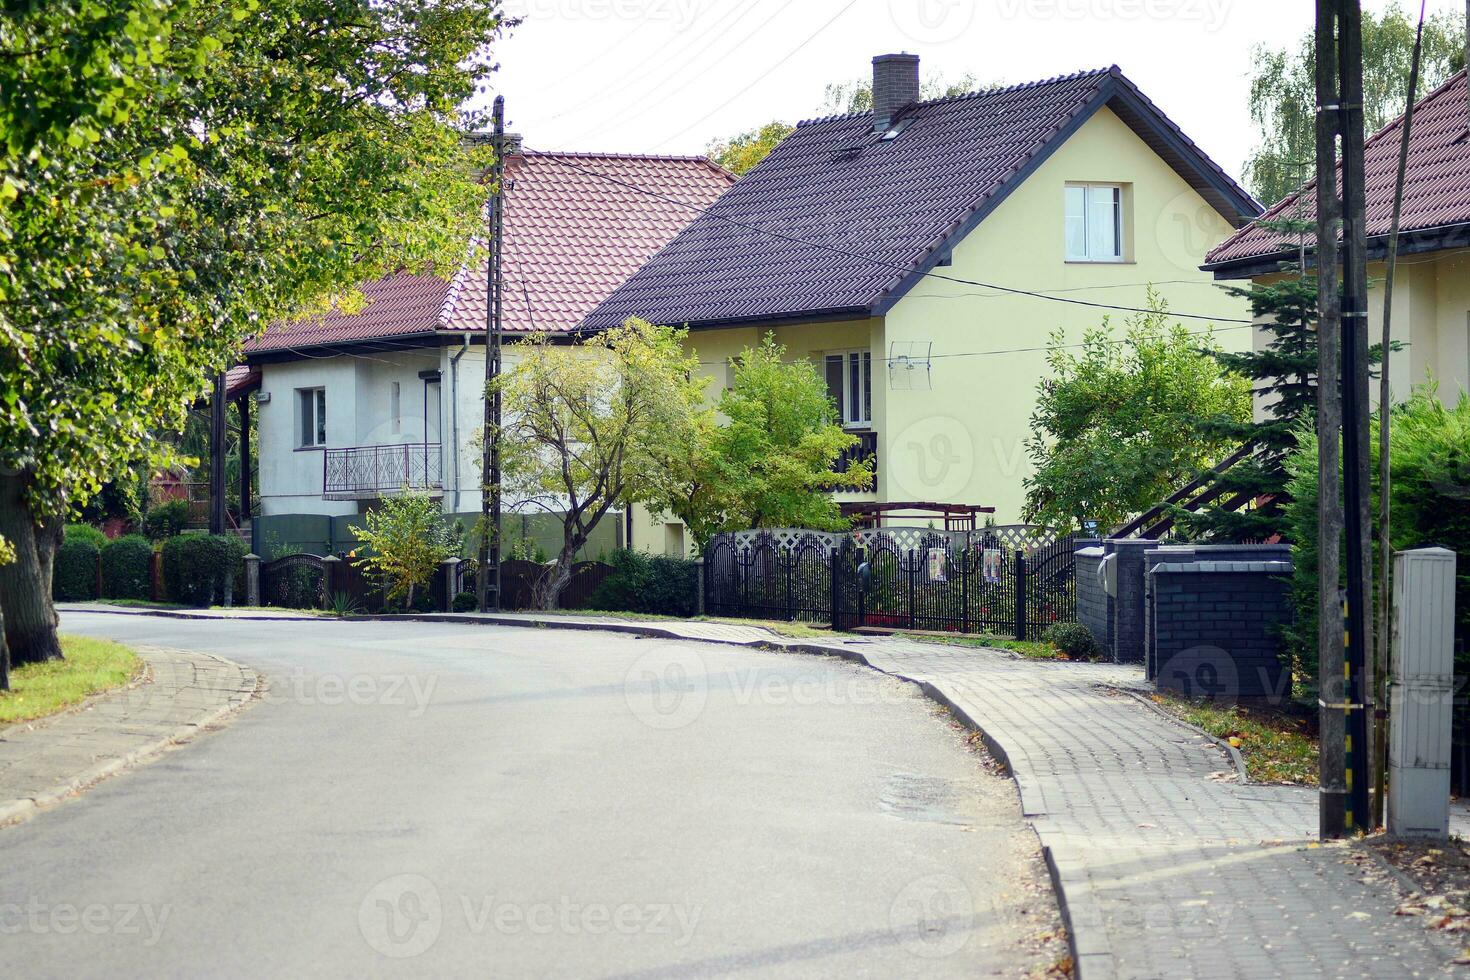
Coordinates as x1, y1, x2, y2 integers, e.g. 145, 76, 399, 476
1150, 693, 1319, 785
0, 636, 141, 726
893, 631, 1069, 661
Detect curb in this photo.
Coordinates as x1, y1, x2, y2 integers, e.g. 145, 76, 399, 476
1109, 686, 1251, 782
0, 649, 261, 829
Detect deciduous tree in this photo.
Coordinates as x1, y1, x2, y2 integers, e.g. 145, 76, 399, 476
350, 493, 458, 610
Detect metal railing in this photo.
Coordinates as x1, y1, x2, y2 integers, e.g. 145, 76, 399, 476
323, 443, 443, 499
832, 430, 878, 481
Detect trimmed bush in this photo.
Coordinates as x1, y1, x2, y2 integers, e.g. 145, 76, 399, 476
161, 534, 246, 607
587, 549, 697, 617
143, 499, 191, 540
101, 535, 154, 600
452, 592, 478, 613
64, 523, 108, 549
1043, 622, 1102, 661
53, 537, 100, 601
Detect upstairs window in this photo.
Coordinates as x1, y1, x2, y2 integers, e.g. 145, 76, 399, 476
298, 387, 326, 448
825, 350, 872, 428
1065, 184, 1124, 262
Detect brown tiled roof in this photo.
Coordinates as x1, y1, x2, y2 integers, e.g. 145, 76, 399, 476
246, 152, 733, 354
1206, 71, 1470, 272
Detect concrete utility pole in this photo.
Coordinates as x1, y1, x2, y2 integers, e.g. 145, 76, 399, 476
1314, 0, 1348, 839
477, 96, 505, 613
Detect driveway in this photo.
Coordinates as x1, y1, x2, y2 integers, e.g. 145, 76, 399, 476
0, 613, 1061, 977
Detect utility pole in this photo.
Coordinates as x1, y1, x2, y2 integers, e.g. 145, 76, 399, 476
477, 96, 505, 613
1314, 0, 1348, 839
209, 370, 227, 536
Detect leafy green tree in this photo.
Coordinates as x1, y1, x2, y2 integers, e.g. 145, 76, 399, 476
646, 335, 870, 545
350, 493, 457, 610
1245, 2, 1465, 204
0, 0, 507, 663
492, 319, 708, 609
707, 122, 795, 177
1023, 293, 1251, 532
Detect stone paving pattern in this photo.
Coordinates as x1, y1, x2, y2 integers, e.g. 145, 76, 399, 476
0, 646, 257, 825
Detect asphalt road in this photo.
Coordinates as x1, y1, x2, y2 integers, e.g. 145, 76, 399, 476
2, 613, 1060, 977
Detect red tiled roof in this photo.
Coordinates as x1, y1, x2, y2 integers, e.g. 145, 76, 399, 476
244, 272, 450, 353
246, 152, 733, 354
440, 152, 734, 334
1206, 71, 1470, 270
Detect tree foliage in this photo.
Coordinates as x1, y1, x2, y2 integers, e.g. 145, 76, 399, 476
1023, 293, 1251, 532
707, 121, 794, 177
351, 493, 457, 608
1244, 2, 1465, 204
643, 335, 872, 548
492, 319, 707, 608
0, 0, 507, 662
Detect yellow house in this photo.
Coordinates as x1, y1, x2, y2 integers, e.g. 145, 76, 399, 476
582, 55, 1261, 553
1204, 70, 1470, 408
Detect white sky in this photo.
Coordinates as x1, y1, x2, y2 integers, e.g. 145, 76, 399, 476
481, 0, 1465, 184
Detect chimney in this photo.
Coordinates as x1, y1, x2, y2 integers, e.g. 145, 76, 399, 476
872, 53, 920, 133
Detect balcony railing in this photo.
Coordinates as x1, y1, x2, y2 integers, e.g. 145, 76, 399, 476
831, 430, 878, 484
323, 443, 443, 500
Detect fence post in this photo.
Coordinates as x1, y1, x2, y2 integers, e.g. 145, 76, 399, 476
961, 547, 970, 634
151, 551, 164, 602
830, 541, 841, 631
695, 555, 706, 616
321, 555, 340, 610
244, 553, 260, 607
1014, 550, 1028, 641
784, 550, 794, 622
441, 557, 460, 612
908, 550, 917, 630
95, 550, 103, 600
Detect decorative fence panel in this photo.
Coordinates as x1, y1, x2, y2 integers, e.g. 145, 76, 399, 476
705, 526, 1075, 641
259, 554, 326, 610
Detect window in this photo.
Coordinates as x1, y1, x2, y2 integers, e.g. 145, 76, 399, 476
1065, 184, 1124, 262
298, 387, 326, 447
390, 382, 401, 435
824, 350, 872, 427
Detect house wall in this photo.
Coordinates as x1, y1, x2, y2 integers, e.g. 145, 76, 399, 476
883, 105, 1250, 523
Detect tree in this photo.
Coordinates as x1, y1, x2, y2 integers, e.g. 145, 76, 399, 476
492, 319, 707, 609
350, 493, 457, 610
706, 72, 985, 176
1022, 293, 1251, 532
0, 0, 508, 663
1244, 2, 1464, 204
644, 336, 872, 547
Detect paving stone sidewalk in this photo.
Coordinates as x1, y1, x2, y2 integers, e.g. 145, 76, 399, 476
0, 646, 258, 827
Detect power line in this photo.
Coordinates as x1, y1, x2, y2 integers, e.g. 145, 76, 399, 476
529, 150, 1256, 325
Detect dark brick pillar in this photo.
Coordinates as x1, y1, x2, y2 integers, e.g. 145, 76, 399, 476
1108, 539, 1151, 663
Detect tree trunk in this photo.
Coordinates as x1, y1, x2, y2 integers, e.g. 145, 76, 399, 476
531, 547, 576, 611
0, 470, 65, 665
0, 608, 9, 691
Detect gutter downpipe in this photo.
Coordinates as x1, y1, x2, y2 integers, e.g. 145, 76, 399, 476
450, 332, 471, 510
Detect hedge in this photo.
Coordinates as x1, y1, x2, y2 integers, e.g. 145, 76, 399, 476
64, 523, 108, 550
101, 535, 154, 600
143, 499, 190, 540
53, 537, 100, 601
161, 534, 246, 607
586, 550, 697, 617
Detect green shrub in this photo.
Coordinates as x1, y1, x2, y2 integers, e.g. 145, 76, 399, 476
1043, 622, 1102, 661
161, 534, 246, 606
143, 499, 191, 540
452, 592, 478, 613
64, 523, 108, 549
100, 535, 154, 600
587, 550, 696, 617
53, 537, 100, 601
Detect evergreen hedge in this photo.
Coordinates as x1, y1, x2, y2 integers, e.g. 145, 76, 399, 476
587, 550, 697, 617
53, 536, 100, 601
161, 534, 246, 607
101, 534, 154, 600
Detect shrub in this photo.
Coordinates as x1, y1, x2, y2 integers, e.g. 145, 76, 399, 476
101, 535, 154, 600
1043, 622, 1102, 661
161, 534, 246, 606
143, 499, 191, 540
587, 549, 697, 617
452, 592, 478, 613
53, 537, 100, 601
349, 492, 456, 609
64, 523, 108, 549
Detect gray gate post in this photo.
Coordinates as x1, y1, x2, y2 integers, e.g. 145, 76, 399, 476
695, 556, 706, 616
1014, 550, 1027, 641
441, 557, 461, 612
244, 554, 261, 607
321, 555, 340, 610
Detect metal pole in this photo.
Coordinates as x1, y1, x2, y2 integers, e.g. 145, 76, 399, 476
478, 97, 505, 613
209, 371, 227, 535
1314, 0, 1348, 839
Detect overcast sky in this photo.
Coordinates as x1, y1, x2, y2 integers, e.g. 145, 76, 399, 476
480, 0, 1465, 185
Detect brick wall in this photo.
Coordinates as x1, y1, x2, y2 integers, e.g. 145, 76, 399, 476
1075, 543, 1112, 650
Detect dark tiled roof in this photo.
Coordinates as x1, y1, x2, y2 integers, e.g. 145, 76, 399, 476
246, 153, 733, 354
1207, 71, 1470, 272
583, 67, 1258, 330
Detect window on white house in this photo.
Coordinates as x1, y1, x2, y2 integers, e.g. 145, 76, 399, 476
824, 350, 872, 427
390, 382, 401, 435
298, 387, 326, 447
1065, 184, 1124, 262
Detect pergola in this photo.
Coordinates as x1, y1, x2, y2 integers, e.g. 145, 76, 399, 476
840, 502, 996, 532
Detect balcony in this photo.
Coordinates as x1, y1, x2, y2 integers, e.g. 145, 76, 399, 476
830, 430, 878, 485
323, 443, 443, 500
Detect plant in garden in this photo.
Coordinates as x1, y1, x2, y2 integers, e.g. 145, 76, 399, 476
100, 535, 154, 601
142, 500, 192, 541
491, 319, 708, 609
52, 537, 101, 603
1023, 292, 1250, 532
349, 493, 456, 610
1042, 622, 1102, 661
0, 0, 508, 665
586, 550, 697, 618
160, 534, 245, 607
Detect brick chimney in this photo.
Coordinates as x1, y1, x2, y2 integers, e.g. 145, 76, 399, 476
872, 53, 920, 133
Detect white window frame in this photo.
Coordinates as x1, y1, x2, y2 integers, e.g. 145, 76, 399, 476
825, 350, 872, 428
1065, 183, 1125, 263
297, 387, 326, 448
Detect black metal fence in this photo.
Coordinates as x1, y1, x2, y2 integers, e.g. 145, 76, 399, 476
704, 526, 1076, 641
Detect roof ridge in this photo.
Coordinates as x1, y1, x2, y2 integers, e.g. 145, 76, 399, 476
792, 65, 1115, 128
522, 149, 717, 164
